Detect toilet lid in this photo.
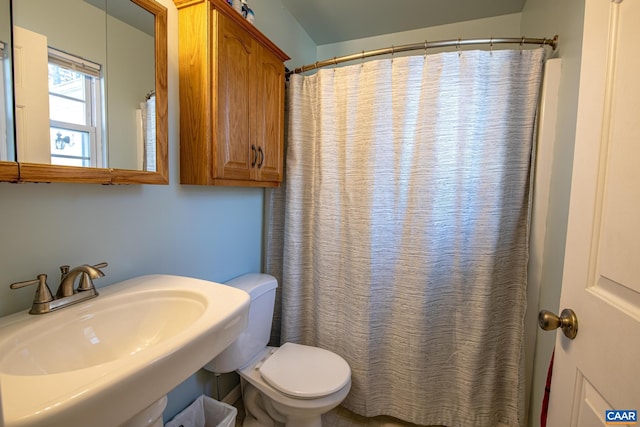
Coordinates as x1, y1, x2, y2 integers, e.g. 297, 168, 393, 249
259, 342, 351, 399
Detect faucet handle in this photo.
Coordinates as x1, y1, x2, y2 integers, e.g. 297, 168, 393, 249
76, 262, 108, 292
10, 274, 54, 304
77, 273, 95, 292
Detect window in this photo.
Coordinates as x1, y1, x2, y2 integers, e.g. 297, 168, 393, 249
48, 48, 103, 167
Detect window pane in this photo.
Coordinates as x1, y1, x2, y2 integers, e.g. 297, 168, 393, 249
48, 64, 86, 99
49, 94, 87, 125
51, 156, 88, 167
48, 64, 88, 126
50, 127, 91, 167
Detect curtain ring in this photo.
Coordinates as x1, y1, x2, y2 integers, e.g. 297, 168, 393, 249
424, 40, 428, 57
520, 37, 525, 54
315, 61, 319, 71
489, 37, 494, 54
361, 50, 365, 67
457, 38, 461, 56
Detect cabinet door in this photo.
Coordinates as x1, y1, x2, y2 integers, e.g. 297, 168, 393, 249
254, 44, 284, 183
215, 12, 253, 181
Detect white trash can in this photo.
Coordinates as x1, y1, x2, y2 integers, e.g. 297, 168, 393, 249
165, 395, 237, 427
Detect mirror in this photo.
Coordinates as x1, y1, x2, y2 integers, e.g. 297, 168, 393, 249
0, 0, 15, 166
3, 0, 167, 184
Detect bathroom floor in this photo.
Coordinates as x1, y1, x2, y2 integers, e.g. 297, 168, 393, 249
322, 406, 434, 426
232, 399, 434, 427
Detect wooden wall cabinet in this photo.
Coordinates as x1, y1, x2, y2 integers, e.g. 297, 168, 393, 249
174, 0, 289, 187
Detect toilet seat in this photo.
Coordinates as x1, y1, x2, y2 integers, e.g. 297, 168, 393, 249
258, 342, 351, 399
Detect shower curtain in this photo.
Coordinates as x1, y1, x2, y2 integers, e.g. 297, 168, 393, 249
265, 48, 545, 427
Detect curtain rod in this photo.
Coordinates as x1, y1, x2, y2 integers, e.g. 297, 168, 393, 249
287, 35, 558, 76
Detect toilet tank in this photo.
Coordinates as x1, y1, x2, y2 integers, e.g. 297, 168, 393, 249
204, 273, 277, 373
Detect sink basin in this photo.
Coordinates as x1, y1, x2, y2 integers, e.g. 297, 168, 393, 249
0, 274, 250, 427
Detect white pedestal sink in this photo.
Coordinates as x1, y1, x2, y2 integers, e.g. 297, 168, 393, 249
0, 275, 250, 427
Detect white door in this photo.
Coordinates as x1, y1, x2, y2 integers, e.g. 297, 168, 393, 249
545, 0, 640, 426
13, 26, 51, 164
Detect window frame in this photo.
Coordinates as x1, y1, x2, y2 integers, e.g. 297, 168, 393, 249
47, 47, 104, 168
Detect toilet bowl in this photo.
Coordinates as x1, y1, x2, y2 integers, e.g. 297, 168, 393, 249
205, 274, 351, 427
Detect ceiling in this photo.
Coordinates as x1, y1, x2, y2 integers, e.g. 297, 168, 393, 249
279, 0, 527, 45
85, 0, 155, 36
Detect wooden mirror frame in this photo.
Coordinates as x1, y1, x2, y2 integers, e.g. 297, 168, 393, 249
0, 0, 168, 185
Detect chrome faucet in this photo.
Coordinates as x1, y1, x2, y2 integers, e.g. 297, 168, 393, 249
10, 262, 108, 314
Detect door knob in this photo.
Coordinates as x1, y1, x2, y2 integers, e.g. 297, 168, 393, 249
538, 308, 578, 339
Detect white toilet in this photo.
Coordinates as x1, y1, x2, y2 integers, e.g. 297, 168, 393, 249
205, 273, 351, 427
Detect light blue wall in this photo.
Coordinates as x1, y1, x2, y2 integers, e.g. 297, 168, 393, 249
520, 1, 585, 426
250, 0, 317, 70
0, 0, 316, 422
317, 13, 522, 60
